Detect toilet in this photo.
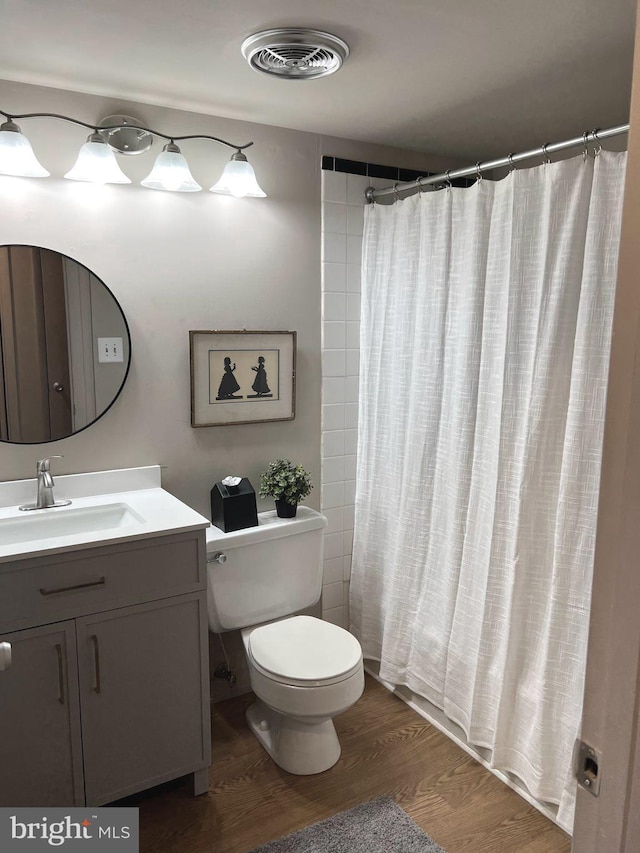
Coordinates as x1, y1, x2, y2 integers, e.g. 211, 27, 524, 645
206, 507, 364, 775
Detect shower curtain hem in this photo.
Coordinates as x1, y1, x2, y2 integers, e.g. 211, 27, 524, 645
363, 653, 566, 811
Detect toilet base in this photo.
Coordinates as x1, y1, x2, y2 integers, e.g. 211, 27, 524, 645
246, 699, 341, 775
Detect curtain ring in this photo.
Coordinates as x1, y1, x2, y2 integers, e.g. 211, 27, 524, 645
445, 169, 452, 189
392, 183, 400, 201
475, 162, 483, 182
507, 153, 515, 173
582, 131, 589, 161
416, 176, 427, 193
541, 143, 551, 166
591, 129, 602, 157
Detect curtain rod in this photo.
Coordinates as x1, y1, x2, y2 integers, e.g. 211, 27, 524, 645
365, 124, 629, 203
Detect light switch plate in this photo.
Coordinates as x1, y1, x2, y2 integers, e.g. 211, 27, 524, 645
97, 337, 124, 363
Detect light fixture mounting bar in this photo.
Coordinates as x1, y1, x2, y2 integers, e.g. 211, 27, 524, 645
0, 109, 254, 152
98, 115, 153, 155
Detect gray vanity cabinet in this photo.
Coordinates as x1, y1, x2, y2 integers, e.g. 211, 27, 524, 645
0, 621, 84, 806
77, 594, 209, 805
0, 530, 211, 807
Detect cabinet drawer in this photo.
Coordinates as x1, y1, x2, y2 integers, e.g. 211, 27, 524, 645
0, 533, 205, 632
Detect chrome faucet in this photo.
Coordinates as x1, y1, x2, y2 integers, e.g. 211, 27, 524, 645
19, 456, 72, 511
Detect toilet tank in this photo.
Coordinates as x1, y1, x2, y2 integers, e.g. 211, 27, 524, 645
205, 507, 327, 633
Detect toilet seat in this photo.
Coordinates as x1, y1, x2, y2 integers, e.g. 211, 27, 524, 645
247, 615, 363, 687
249, 656, 363, 688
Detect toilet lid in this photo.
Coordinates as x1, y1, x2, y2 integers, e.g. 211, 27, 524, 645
248, 615, 362, 682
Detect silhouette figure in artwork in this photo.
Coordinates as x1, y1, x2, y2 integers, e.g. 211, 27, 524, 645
247, 356, 273, 398
216, 357, 243, 400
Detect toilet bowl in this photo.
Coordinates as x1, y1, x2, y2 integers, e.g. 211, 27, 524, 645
241, 615, 364, 774
206, 507, 364, 775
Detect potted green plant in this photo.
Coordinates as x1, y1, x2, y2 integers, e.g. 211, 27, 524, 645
259, 459, 313, 518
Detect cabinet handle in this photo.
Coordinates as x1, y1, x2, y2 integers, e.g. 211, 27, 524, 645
54, 643, 64, 705
91, 635, 101, 694
40, 577, 106, 596
0, 641, 11, 672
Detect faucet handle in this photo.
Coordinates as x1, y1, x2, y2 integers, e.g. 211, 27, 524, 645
37, 455, 64, 473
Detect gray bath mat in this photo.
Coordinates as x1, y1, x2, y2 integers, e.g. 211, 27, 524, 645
248, 796, 447, 852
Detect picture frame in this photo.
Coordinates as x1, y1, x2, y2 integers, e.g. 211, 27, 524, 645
190, 330, 296, 427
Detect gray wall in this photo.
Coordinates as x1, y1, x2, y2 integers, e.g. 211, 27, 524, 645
0, 78, 455, 519
90, 273, 130, 414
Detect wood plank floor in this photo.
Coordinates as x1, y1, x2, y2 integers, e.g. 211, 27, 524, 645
127, 676, 571, 853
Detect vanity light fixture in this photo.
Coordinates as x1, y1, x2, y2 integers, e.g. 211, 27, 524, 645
0, 119, 49, 177
141, 142, 202, 192
210, 150, 267, 197
64, 132, 131, 184
0, 109, 266, 198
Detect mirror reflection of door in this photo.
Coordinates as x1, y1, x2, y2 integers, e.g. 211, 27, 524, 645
0, 246, 130, 444
0, 246, 72, 442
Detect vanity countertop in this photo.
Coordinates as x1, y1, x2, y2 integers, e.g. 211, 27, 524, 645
0, 466, 209, 565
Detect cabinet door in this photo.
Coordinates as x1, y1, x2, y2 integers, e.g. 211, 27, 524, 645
0, 622, 84, 806
77, 593, 210, 805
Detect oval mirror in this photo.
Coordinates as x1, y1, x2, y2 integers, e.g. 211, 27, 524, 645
0, 245, 131, 444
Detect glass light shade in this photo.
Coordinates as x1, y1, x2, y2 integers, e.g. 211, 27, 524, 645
141, 145, 202, 192
0, 123, 49, 177
209, 153, 266, 198
64, 136, 131, 184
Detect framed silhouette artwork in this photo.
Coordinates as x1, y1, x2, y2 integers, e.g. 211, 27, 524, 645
190, 330, 296, 427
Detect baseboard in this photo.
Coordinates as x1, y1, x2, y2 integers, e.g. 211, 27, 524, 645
364, 661, 568, 834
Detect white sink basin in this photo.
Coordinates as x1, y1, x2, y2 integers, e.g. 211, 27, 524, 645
0, 466, 210, 563
0, 502, 144, 546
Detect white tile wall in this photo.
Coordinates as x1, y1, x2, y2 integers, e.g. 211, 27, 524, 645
322, 170, 348, 203
320, 166, 402, 628
323, 232, 347, 264
322, 377, 346, 405
323, 263, 347, 292
344, 429, 358, 455
322, 350, 346, 378
321, 169, 368, 630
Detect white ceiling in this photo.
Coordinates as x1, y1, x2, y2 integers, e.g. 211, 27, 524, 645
0, 0, 636, 161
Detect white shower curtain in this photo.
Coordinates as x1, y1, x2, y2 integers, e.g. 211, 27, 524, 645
350, 151, 627, 831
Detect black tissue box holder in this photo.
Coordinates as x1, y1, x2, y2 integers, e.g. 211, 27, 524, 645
210, 478, 258, 533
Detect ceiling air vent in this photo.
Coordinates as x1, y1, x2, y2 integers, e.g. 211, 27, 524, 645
241, 29, 350, 80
